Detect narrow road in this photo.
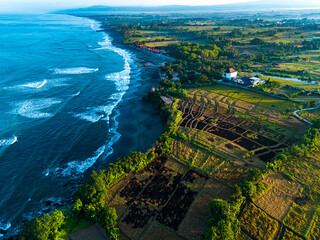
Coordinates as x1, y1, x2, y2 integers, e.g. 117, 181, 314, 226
293, 106, 320, 125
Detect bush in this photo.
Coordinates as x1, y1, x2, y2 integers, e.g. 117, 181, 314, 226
201, 199, 240, 240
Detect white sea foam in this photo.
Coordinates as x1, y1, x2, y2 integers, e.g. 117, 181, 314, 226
19, 79, 47, 89
88, 19, 102, 31
0, 136, 17, 147
11, 98, 61, 119
45, 24, 133, 179
74, 33, 133, 124
45, 146, 105, 178
0, 221, 11, 237
52, 67, 98, 75
71, 91, 81, 97
74, 110, 104, 123
4, 78, 70, 92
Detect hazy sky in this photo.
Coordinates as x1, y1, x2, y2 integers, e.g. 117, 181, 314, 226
0, 0, 319, 13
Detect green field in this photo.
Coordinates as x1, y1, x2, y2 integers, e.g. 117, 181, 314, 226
199, 84, 299, 113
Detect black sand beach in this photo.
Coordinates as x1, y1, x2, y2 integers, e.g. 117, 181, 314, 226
93, 25, 165, 169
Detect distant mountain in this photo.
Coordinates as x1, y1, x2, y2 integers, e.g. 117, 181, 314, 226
55, 1, 320, 14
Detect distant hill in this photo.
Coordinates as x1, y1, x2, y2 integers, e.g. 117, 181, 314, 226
55, 1, 320, 14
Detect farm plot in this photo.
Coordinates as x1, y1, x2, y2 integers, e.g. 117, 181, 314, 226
282, 153, 320, 193
283, 202, 317, 237
239, 202, 279, 240
177, 100, 294, 163
281, 228, 304, 240
113, 156, 209, 239
254, 173, 301, 221
309, 213, 320, 240
190, 86, 306, 134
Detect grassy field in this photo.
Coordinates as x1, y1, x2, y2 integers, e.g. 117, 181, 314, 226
199, 84, 298, 113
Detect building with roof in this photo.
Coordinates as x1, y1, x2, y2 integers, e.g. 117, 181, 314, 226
222, 68, 238, 80
236, 76, 265, 87
160, 96, 173, 104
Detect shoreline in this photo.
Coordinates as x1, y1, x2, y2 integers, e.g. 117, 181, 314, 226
90, 20, 165, 168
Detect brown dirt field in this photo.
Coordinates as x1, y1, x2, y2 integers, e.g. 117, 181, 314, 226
108, 195, 129, 218
177, 189, 217, 239
213, 161, 240, 183
219, 102, 229, 109
255, 173, 301, 221
235, 100, 255, 110
226, 167, 249, 186
234, 107, 248, 114
164, 158, 189, 175
68, 223, 107, 240
216, 95, 224, 101
263, 173, 301, 197
202, 178, 233, 200
201, 155, 224, 173
255, 187, 293, 221
140, 221, 183, 240
106, 174, 133, 203
207, 93, 218, 98
119, 219, 149, 240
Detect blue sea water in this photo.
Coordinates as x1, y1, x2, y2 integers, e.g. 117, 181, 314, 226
0, 14, 135, 238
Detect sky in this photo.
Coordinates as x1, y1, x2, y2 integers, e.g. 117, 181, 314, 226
0, 0, 319, 13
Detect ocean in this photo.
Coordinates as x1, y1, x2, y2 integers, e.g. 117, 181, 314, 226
0, 14, 158, 238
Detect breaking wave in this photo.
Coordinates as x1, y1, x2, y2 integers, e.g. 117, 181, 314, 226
44, 146, 105, 178
0, 221, 11, 238
4, 78, 69, 91
0, 136, 17, 147
52, 67, 98, 75
19, 79, 47, 89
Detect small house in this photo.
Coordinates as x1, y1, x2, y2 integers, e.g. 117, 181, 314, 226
272, 63, 280, 68
223, 68, 238, 81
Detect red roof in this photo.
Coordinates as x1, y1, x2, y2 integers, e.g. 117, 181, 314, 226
225, 68, 236, 73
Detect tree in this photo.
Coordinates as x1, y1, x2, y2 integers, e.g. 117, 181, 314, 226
20, 210, 65, 240
99, 207, 119, 240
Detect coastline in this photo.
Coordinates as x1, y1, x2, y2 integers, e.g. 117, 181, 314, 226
90, 21, 165, 169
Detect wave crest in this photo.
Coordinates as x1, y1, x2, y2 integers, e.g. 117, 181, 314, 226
52, 67, 98, 75
0, 136, 17, 147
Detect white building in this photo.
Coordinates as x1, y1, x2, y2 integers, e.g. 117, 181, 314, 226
250, 77, 265, 87
223, 68, 238, 80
